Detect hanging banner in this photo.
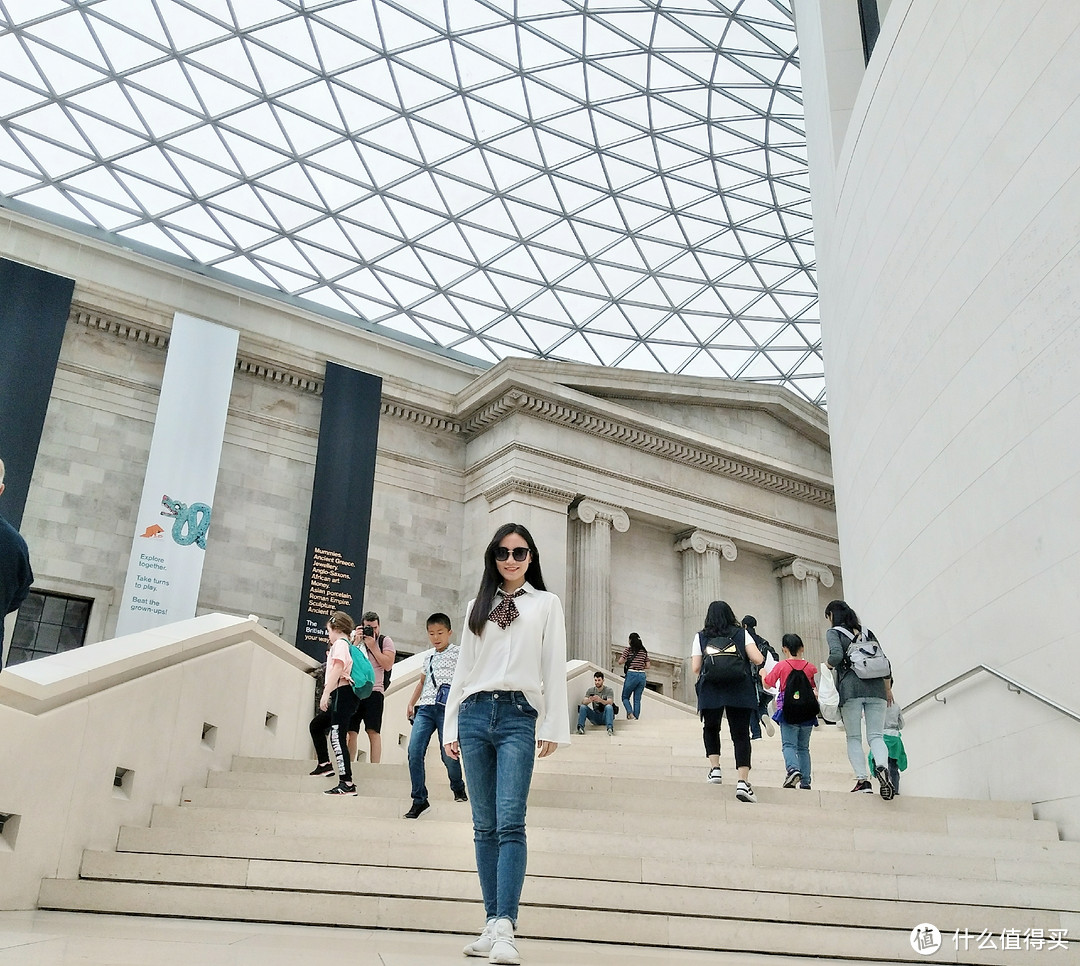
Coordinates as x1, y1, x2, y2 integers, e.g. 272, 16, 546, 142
114, 314, 238, 637
296, 362, 382, 659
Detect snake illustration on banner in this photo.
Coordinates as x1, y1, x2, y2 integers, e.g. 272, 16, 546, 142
160, 494, 212, 549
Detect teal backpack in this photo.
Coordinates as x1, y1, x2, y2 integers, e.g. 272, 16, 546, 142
348, 643, 376, 699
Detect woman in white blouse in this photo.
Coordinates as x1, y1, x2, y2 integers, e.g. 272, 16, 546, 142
444, 523, 569, 965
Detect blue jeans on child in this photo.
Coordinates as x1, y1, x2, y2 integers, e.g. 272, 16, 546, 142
577, 703, 614, 730
456, 691, 538, 926
407, 703, 466, 805
779, 719, 813, 785
621, 670, 646, 718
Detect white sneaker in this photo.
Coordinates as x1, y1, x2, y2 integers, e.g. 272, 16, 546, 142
735, 779, 757, 803
706, 766, 722, 784
463, 919, 495, 957
760, 713, 776, 737
488, 918, 520, 965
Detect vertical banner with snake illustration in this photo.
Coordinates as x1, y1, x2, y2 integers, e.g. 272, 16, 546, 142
296, 362, 382, 659
114, 314, 238, 637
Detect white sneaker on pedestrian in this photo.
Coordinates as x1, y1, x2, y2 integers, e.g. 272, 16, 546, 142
462, 919, 495, 957
488, 917, 520, 965
706, 766, 722, 784
735, 779, 757, 803
760, 713, 776, 737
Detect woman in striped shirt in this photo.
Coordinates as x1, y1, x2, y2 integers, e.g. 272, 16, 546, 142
616, 632, 650, 720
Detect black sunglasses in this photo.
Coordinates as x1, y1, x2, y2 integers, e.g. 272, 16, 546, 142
494, 547, 531, 562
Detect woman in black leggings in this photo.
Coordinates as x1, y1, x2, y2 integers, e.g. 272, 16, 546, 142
308, 610, 360, 795
692, 600, 765, 803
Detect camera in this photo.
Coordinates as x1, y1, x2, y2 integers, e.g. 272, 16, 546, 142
363, 624, 377, 638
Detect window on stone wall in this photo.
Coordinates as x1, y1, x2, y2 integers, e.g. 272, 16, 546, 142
7, 591, 92, 666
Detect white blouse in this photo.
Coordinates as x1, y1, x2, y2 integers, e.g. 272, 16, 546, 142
442, 582, 570, 747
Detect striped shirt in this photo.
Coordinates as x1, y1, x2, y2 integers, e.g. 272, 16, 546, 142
620, 646, 649, 671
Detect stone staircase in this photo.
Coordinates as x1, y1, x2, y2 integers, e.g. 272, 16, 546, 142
38, 716, 1079, 963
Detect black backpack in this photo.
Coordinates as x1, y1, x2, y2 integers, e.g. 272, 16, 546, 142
782, 661, 819, 724
699, 633, 750, 687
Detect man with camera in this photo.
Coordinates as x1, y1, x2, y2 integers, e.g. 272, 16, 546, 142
347, 610, 395, 763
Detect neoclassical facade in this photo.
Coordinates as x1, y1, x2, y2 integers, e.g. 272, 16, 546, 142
3, 210, 840, 700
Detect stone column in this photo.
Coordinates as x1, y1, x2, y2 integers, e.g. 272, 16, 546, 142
774, 557, 835, 669
481, 477, 577, 601
674, 530, 737, 703
568, 499, 629, 668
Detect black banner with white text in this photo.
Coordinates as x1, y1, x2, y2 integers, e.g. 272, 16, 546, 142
296, 362, 382, 659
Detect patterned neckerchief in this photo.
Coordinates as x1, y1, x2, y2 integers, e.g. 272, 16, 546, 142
488, 586, 527, 629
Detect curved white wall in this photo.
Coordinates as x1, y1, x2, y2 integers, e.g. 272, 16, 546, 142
801, 1, 1080, 835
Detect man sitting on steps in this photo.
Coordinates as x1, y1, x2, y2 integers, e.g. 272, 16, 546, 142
576, 671, 616, 736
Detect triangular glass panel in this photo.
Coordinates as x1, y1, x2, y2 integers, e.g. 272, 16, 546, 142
375, 2, 444, 47
458, 222, 512, 262
551, 331, 602, 366
617, 342, 665, 373
389, 61, 458, 109
431, 173, 491, 216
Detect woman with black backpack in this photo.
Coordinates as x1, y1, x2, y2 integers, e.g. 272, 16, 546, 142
824, 599, 895, 800
692, 600, 765, 802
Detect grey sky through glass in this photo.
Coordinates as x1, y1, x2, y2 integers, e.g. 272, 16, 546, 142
0, 0, 822, 405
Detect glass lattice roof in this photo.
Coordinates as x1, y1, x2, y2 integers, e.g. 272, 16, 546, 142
0, 0, 822, 405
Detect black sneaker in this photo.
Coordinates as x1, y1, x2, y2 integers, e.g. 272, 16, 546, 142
875, 765, 896, 801
783, 768, 801, 789
850, 779, 873, 793
308, 762, 333, 777
403, 801, 430, 819
325, 781, 356, 796
575, 726, 585, 735
454, 790, 469, 803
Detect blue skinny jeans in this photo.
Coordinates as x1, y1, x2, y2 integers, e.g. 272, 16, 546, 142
577, 703, 614, 730
621, 670, 646, 718
457, 690, 538, 926
779, 719, 813, 786
408, 703, 466, 805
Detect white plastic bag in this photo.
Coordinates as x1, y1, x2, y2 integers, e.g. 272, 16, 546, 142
817, 666, 840, 723
761, 651, 779, 695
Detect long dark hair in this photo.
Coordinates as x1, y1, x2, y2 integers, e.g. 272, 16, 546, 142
701, 600, 740, 639
825, 599, 861, 635
627, 632, 646, 660
467, 522, 547, 637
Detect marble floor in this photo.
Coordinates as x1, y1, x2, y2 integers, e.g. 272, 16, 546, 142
0, 911, 843, 966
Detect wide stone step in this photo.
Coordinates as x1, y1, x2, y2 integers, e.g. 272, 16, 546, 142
164, 785, 1080, 868
35, 877, 1032, 965
127, 803, 1080, 904
66, 850, 1072, 935
193, 772, 1046, 832
110, 824, 1080, 913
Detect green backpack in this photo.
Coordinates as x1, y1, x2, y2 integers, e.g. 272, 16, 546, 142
348, 643, 376, 699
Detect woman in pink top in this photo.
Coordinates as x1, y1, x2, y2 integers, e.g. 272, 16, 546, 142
307, 610, 359, 796
762, 633, 818, 790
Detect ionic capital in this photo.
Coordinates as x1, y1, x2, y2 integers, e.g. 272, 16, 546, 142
773, 556, 835, 587
482, 477, 577, 507
571, 498, 630, 533
673, 529, 737, 561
